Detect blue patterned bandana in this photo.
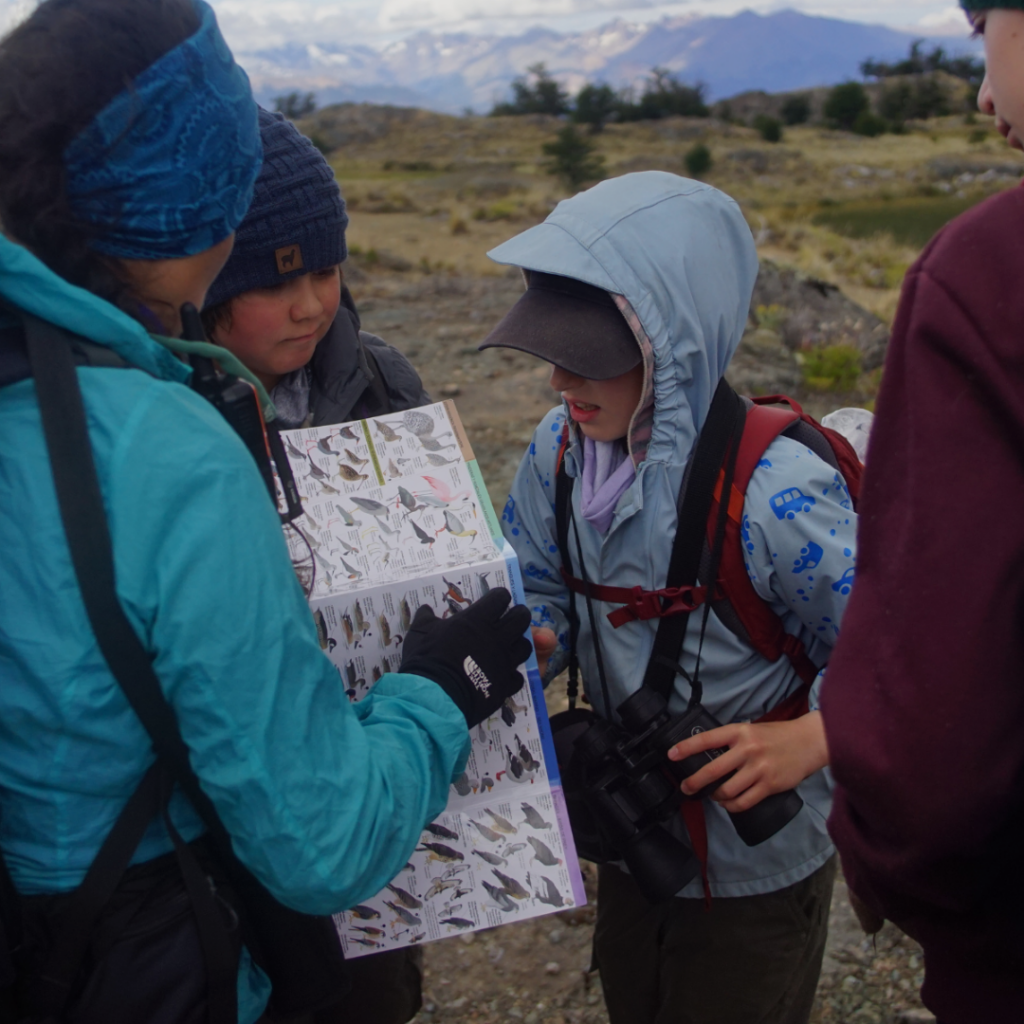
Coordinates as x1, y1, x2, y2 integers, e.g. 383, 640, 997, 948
64, 0, 261, 260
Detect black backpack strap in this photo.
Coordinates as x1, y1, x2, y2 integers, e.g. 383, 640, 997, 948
23, 311, 241, 1024
642, 379, 747, 701
28, 765, 162, 1016
554, 440, 582, 709
360, 342, 393, 416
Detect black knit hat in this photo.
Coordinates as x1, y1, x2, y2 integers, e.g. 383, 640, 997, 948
479, 271, 640, 380
204, 108, 347, 308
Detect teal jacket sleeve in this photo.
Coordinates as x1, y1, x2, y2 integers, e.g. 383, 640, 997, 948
107, 377, 470, 915
500, 407, 573, 682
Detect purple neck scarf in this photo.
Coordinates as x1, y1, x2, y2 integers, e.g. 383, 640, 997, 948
580, 437, 636, 534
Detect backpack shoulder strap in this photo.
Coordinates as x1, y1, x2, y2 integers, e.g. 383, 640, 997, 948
358, 340, 392, 417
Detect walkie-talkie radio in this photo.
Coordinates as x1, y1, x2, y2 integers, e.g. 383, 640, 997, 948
180, 303, 303, 524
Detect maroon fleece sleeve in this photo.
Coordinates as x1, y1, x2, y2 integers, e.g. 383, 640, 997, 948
821, 187, 1024, 1022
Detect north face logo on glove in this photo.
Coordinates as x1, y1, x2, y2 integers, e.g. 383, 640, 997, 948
463, 656, 492, 698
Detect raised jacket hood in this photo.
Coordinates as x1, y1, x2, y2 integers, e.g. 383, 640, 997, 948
488, 171, 759, 480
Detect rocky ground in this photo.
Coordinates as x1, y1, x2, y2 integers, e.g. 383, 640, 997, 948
344, 260, 932, 1024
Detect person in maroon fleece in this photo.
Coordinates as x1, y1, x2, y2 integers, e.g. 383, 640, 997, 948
821, 5, 1024, 1022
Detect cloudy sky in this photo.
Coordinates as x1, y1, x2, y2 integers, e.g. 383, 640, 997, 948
1, 0, 973, 49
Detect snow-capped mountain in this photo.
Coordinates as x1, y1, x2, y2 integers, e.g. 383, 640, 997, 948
234, 8, 980, 113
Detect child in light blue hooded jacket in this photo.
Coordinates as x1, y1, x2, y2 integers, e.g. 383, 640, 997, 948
483, 172, 858, 1024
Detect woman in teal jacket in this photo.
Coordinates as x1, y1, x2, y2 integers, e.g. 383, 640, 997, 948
0, 2, 527, 1020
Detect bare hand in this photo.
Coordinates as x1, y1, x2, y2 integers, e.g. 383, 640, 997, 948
667, 711, 829, 813
531, 626, 557, 678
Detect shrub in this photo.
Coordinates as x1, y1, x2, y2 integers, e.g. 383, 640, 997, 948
780, 94, 812, 126
618, 68, 709, 121
542, 125, 606, 190
852, 110, 888, 137
825, 82, 869, 131
274, 91, 316, 120
684, 142, 712, 177
753, 114, 783, 143
800, 344, 862, 391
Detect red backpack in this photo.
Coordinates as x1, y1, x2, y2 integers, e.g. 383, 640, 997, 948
554, 392, 863, 714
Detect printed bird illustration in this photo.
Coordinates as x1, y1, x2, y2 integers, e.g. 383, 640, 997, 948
528, 836, 562, 867
318, 480, 342, 495
424, 877, 461, 900
351, 937, 381, 948
336, 464, 368, 483
505, 745, 525, 782
388, 459, 401, 479
341, 557, 362, 580
416, 842, 464, 864
451, 772, 471, 797
521, 802, 552, 830
515, 735, 540, 772
313, 609, 330, 650
477, 572, 491, 595
384, 901, 421, 926
424, 822, 459, 841
442, 863, 470, 879
503, 842, 527, 856
410, 519, 435, 548
472, 849, 507, 867
399, 597, 413, 633
378, 614, 393, 646
482, 881, 517, 913
397, 486, 425, 516
419, 436, 456, 453
374, 420, 401, 442
352, 600, 369, 634
451, 887, 472, 900
377, 516, 398, 538
313, 549, 334, 575
484, 808, 517, 834
344, 661, 365, 691
337, 424, 358, 441
316, 435, 339, 455
285, 437, 306, 461
349, 905, 380, 920
371, 665, 383, 683
443, 577, 469, 604
308, 459, 330, 482
535, 876, 565, 908
437, 510, 477, 540
491, 869, 529, 900
339, 538, 360, 556
400, 410, 436, 437
344, 448, 368, 467
352, 925, 384, 937
350, 497, 390, 519
505, 696, 529, 716
468, 819, 503, 843
443, 595, 462, 617
481, 776, 495, 793
500, 703, 516, 727
422, 475, 471, 505
341, 612, 356, 646
385, 883, 422, 910
409, 932, 426, 943
335, 504, 359, 528
413, 492, 448, 509
439, 917, 474, 930
426, 453, 459, 467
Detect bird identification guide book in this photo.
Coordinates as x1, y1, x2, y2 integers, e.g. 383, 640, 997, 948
279, 401, 586, 957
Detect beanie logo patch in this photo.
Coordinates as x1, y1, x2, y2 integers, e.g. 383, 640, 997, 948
275, 244, 303, 274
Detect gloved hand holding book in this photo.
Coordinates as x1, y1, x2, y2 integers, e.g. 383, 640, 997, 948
400, 588, 532, 728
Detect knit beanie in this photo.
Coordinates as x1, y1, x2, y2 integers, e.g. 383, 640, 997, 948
960, 0, 1023, 11
204, 107, 347, 308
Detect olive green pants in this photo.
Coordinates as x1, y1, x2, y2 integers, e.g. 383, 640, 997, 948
592, 856, 836, 1024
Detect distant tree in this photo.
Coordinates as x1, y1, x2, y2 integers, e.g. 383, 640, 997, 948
861, 40, 984, 86
274, 91, 316, 120
542, 125, 606, 190
753, 114, 783, 142
491, 63, 570, 116
879, 76, 950, 127
780, 93, 812, 126
825, 82, 870, 131
684, 142, 712, 177
572, 83, 619, 132
618, 68, 709, 121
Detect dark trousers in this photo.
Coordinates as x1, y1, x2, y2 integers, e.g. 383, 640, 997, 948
592, 856, 836, 1024
263, 946, 422, 1024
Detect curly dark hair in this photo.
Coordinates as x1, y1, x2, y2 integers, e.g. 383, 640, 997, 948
0, 0, 200, 310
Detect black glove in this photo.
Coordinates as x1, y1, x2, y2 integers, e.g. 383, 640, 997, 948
400, 587, 532, 727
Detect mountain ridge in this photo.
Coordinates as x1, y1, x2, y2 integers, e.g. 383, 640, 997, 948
238, 8, 980, 114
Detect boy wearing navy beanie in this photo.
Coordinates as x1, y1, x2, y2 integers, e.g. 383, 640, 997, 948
203, 109, 427, 1024
203, 108, 428, 430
